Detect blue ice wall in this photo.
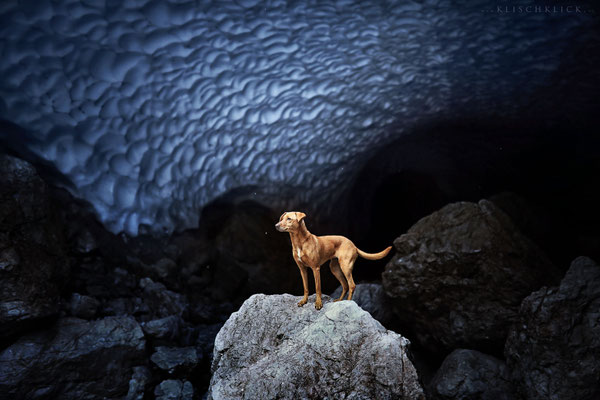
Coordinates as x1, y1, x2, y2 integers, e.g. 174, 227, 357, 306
0, 0, 594, 234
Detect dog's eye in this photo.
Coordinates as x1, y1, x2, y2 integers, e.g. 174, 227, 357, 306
287, 217, 291, 220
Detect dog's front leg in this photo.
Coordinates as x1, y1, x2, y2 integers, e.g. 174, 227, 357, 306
312, 266, 322, 310
297, 264, 309, 307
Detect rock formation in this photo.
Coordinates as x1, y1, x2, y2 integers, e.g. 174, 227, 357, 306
0, 153, 221, 397
209, 294, 424, 400
428, 349, 517, 400
382, 200, 561, 353
0, 154, 70, 340
0, 316, 145, 399
505, 256, 600, 400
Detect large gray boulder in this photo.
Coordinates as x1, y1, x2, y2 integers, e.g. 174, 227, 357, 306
0, 316, 146, 399
382, 200, 560, 353
208, 294, 424, 400
505, 256, 600, 400
428, 349, 517, 400
0, 154, 70, 339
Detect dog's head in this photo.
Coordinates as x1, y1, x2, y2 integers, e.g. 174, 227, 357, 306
275, 211, 306, 232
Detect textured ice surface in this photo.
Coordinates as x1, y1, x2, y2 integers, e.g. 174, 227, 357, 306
0, 0, 595, 234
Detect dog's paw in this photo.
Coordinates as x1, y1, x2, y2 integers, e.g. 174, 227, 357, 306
315, 301, 323, 310
333, 298, 343, 303
297, 299, 307, 307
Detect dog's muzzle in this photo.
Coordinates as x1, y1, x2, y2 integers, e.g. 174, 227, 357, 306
275, 223, 285, 232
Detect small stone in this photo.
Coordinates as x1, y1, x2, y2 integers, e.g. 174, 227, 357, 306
151, 346, 199, 374
154, 380, 194, 400
142, 315, 181, 340
69, 293, 100, 319
0, 247, 19, 271
126, 366, 151, 400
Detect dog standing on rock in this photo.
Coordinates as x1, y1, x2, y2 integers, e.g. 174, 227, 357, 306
275, 211, 392, 310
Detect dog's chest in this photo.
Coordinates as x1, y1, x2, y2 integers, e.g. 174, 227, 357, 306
295, 248, 309, 265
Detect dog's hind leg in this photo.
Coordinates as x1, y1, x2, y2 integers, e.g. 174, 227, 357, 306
329, 259, 348, 302
339, 255, 358, 301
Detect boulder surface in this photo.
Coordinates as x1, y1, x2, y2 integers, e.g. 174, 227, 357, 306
428, 349, 517, 400
382, 200, 560, 353
0, 154, 70, 339
505, 256, 600, 400
208, 294, 424, 400
331, 283, 394, 327
0, 316, 145, 399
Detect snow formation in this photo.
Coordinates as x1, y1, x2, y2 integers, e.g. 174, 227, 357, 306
0, 0, 591, 234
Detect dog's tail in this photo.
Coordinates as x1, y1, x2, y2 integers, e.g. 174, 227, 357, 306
356, 246, 392, 260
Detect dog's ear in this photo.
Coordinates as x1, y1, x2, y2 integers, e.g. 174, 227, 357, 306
296, 212, 306, 222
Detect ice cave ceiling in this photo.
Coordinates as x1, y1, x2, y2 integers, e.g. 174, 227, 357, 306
0, 0, 598, 235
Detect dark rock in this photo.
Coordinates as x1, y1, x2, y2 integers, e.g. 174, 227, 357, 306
331, 283, 394, 327
103, 297, 149, 318
126, 366, 152, 400
146, 257, 178, 279
196, 323, 223, 360
382, 200, 561, 353
505, 256, 600, 400
154, 380, 194, 400
151, 346, 200, 374
428, 349, 517, 400
208, 294, 424, 399
140, 277, 188, 318
68, 293, 99, 319
190, 300, 236, 324
113, 267, 138, 291
0, 154, 70, 339
142, 315, 182, 341
0, 316, 146, 399
73, 227, 98, 254
74, 260, 136, 300
488, 191, 548, 248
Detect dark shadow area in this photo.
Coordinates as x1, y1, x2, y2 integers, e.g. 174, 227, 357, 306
345, 115, 600, 284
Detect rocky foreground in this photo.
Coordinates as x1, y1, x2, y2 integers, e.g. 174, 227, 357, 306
1, 152, 599, 399
209, 294, 424, 400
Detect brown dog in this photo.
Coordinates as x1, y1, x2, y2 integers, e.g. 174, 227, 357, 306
275, 211, 392, 310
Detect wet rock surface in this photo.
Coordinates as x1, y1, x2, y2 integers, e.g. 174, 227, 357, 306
0, 316, 145, 399
505, 256, 600, 400
428, 349, 517, 400
382, 200, 561, 353
209, 294, 424, 400
0, 154, 70, 340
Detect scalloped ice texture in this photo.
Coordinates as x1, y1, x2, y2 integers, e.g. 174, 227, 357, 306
0, 0, 592, 235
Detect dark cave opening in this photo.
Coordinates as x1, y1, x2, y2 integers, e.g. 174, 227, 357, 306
344, 117, 600, 284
